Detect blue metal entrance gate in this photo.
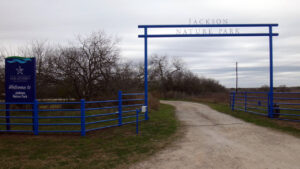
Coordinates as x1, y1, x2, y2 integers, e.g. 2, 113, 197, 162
138, 23, 279, 118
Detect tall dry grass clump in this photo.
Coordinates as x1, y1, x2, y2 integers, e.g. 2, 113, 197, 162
148, 93, 160, 110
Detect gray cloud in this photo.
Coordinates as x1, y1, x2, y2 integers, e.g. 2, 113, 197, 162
0, 0, 299, 88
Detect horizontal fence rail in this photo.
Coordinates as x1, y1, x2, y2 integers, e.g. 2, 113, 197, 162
0, 91, 146, 136
230, 91, 300, 122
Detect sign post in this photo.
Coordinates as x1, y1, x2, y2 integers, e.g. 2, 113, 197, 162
5, 56, 36, 131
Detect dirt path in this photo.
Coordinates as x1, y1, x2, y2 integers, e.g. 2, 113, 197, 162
130, 101, 300, 169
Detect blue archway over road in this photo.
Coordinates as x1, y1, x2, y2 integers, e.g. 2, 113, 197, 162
138, 23, 279, 118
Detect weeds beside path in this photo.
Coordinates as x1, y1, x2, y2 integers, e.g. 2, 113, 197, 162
163, 97, 300, 138
206, 102, 300, 138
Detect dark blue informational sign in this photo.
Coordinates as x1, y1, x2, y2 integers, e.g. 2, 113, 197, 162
5, 57, 36, 102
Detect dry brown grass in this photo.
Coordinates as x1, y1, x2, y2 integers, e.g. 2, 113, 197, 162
148, 93, 160, 110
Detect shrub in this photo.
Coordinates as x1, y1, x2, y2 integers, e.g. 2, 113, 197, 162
148, 93, 160, 110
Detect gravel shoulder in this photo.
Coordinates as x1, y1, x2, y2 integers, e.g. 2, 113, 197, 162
130, 101, 300, 169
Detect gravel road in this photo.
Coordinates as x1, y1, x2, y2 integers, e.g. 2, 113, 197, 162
130, 101, 300, 169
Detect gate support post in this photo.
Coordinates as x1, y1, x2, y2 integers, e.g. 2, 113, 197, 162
144, 28, 149, 120
268, 26, 274, 118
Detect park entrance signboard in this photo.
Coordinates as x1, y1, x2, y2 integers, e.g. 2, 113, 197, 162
5, 56, 36, 102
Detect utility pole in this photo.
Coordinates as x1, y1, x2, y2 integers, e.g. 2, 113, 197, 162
236, 62, 238, 93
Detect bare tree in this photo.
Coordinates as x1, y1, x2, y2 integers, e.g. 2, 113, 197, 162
53, 31, 120, 99
18, 41, 59, 98
149, 54, 226, 97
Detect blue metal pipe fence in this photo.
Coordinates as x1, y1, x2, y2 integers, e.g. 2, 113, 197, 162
0, 91, 146, 136
230, 91, 300, 122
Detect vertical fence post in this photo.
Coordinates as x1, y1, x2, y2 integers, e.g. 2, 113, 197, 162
267, 92, 270, 116
229, 93, 232, 108
268, 92, 273, 118
33, 100, 39, 135
5, 104, 10, 131
136, 109, 139, 135
244, 92, 247, 112
80, 99, 86, 136
145, 106, 148, 121
118, 90, 122, 126
231, 92, 236, 111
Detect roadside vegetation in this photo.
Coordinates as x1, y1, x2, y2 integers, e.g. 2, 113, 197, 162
180, 96, 300, 138
207, 102, 300, 137
0, 103, 180, 169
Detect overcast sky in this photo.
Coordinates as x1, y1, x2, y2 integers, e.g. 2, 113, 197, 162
0, 0, 299, 88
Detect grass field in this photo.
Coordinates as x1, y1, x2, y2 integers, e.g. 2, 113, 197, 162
0, 103, 180, 169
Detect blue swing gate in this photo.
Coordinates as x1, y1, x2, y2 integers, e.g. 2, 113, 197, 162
230, 91, 300, 122
0, 91, 146, 136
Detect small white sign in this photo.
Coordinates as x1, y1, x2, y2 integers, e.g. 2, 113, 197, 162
142, 106, 147, 113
